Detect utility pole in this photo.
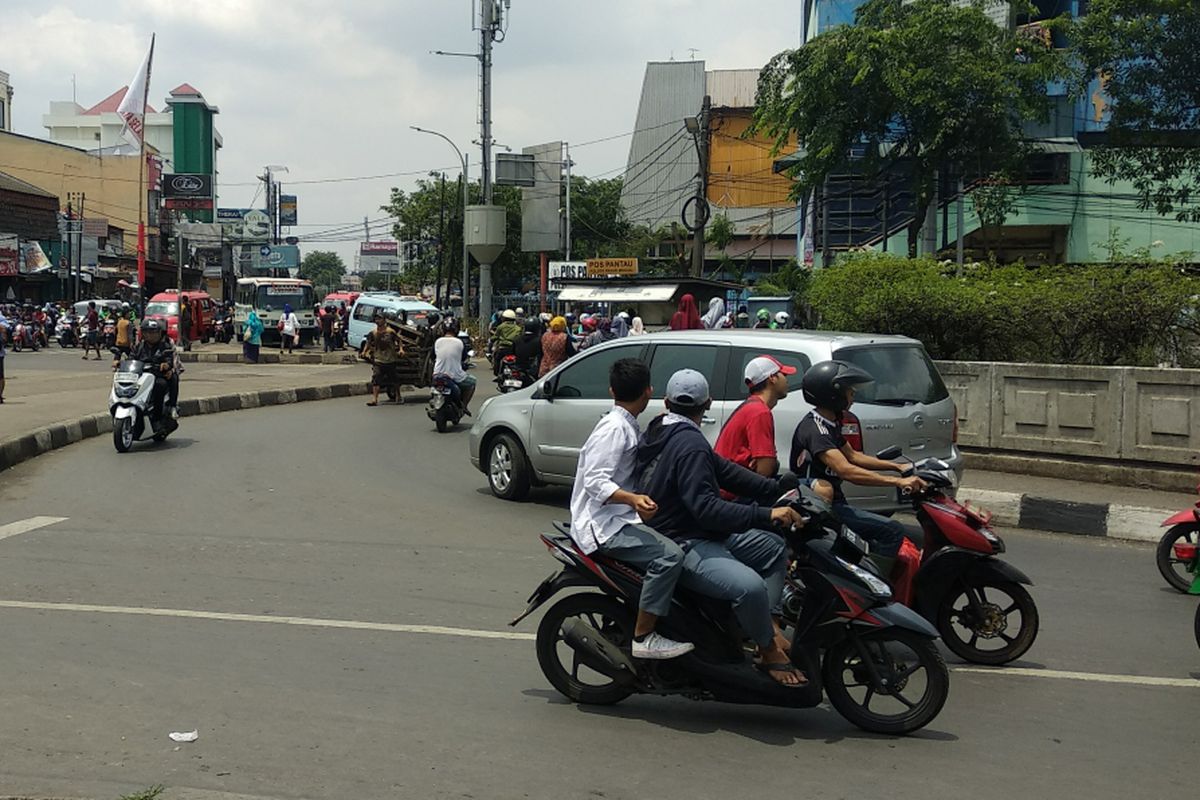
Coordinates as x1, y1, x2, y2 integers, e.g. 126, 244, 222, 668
690, 95, 711, 278
76, 192, 85, 301
436, 172, 446, 307
564, 142, 573, 261
65, 196, 74, 303
477, 0, 502, 326
462, 153, 469, 305
956, 175, 965, 274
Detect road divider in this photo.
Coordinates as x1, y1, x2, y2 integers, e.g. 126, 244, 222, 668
957, 486, 1171, 544
0, 598, 1195, 691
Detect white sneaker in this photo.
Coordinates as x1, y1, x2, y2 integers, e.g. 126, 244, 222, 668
631, 632, 695, 660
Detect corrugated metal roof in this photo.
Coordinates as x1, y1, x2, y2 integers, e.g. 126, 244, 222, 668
619, 62, 704, 229
706, 69, 761, 109
0, 170, 56, 198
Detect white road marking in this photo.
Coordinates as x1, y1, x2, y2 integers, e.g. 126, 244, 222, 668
0, 600, 536, 641
955, 666, 1200, 690
0, 598, 1195, 690
0, 516, 69, 543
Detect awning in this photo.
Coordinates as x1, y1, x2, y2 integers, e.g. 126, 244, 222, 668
556, 284, 679, 303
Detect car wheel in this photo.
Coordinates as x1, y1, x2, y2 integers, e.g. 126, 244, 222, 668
487, 432, 531, 501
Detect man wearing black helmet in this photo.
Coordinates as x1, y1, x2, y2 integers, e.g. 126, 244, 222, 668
790, 360, 926, 573
116, 318, 178, 433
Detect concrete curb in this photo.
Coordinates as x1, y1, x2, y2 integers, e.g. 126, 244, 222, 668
0, 383, 428, 474
957, 486, 1174, 543
178, 351, 359, 365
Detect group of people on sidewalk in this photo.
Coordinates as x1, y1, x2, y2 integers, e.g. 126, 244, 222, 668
568, 354, 927, 684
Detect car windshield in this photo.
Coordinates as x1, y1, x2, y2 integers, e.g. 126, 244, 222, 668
258, 286, 315, 311
144, 301, 178, 316
834, 344, 949, 406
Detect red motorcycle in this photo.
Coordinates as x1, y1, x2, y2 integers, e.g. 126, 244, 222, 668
871, 447, 1039, 665
1155, 486, 1200, 593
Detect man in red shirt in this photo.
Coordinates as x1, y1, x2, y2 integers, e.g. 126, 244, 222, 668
715, 356, 833, 502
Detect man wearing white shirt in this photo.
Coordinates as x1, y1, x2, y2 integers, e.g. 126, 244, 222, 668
568, 358, 694, 660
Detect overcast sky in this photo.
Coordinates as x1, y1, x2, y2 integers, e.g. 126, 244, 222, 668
7, 0, 801, 268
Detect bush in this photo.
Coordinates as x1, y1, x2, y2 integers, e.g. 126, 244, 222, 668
805, 252, 1200, 366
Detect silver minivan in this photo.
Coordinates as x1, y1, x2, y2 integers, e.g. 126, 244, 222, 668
467, 330, 962, 512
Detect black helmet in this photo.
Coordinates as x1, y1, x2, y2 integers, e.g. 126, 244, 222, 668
140, 318, 162, 333
801, 360, 873, 412
445, 317, 460, 334
523, 319, 540, 334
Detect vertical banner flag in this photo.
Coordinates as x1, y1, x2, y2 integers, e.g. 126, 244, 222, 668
117, 38, 155, 149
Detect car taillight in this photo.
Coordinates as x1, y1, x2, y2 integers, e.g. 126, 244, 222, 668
1174, 542, 1199, 561
842, 411, 864, 451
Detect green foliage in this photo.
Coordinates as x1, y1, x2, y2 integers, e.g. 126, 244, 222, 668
807, 252, 1200, 366
569, 177, 632, 259
1068, 0, 1200, 222
754, 0, 1066, 256
299, 250, 347, 294
705, 213, 736, 253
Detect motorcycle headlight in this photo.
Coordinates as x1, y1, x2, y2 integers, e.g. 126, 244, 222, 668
115, 385, 139, 398
838, 557, 892, 598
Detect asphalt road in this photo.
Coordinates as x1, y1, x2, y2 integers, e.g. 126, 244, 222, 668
0, 395, 1195, 800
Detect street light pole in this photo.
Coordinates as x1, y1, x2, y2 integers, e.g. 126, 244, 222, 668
411, 126, 470, 314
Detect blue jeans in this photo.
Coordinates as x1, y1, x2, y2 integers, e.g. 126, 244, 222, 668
678, 529, 787, 648
598, 524, 685, 618
832, 502, 906, 557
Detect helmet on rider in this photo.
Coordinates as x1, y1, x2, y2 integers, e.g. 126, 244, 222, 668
800, 360, 874, 413
523, 318, 540, 335
140, 317, 164, 344
775, 311, 790, 327
444, 317, 460, 334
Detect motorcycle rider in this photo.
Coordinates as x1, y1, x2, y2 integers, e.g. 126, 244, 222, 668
512, 318, 542, 382
115, 318, 178, 434
789, 361, 927, 574
636, 369, 808, 687
432, 318, 476, 414
492, 309, 522, 378
569, 358, 694, 659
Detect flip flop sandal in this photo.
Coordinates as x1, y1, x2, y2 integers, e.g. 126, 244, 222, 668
755, 660, 809, 688
365, 401, 378, 407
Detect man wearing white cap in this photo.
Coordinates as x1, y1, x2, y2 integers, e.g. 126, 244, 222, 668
715, 356, 835, 501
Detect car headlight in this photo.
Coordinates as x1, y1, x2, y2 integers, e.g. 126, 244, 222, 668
837, 557, 892, 598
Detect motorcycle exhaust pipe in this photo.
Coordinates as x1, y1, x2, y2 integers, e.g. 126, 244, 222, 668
560, 618, 638, 685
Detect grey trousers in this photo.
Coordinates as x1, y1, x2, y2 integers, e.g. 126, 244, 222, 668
597, 523, 686, 618
678, 528, 787, 648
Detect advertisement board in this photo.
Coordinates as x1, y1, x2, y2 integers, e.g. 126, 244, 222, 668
218, 208, 272, 242
235, 243, 300, 272
163, 173, 214, 198
279, 195, 298, 226
548, 260, 587, 288
359, 241, 400, 273
586, 258, 639, 277
0, 235, 18, 276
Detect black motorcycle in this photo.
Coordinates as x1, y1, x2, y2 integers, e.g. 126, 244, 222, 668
514, 486, 950, 735
426, 373, 466, 433
498, 354, 534, 393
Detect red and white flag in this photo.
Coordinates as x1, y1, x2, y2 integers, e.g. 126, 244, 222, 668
116, 35, 155, 149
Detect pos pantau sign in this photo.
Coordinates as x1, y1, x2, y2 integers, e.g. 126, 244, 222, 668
586, 258, 638, 277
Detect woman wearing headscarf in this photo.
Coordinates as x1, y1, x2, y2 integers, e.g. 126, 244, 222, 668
279, 303, 300, 353
669, 293, 703, 330
539, 316, 573, 377
629, 316, 646, 336
612, 313, 630, 338
581, 317, 615, 351
701, 297, 726, 329
243, 309, 265, 364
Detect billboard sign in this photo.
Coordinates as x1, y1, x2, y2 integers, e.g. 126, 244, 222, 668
586, 257, 638, 277
279, 195, 298, 226
520, 141, 564, 253
163, 173, 213, 198
360, 241, 400, 273
81, 217, 109, 237
548, 260, 588, 288
236, 243, 300, 272
218, 208, 272, 242
360, 241, 399, 255
0, 235, 18, 276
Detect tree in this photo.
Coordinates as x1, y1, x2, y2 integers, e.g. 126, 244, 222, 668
754, 0, 1065, 257
569, 177, 632, 259
299, 251, 346, 294
1070, 0, 1200, 221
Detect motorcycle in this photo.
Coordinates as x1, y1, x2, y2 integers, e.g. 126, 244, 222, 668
11, 321, 39, 352
867, 447, 1038, 665
213, 313, 235, 344
498, 354, 533, 393
458, 331, 475, 371
57, 315, 80, 348
513, 485, 950, 736
102, 317, 117, 349
109, 349, 178, 453
1155, 485, 1200, 593
426, 373, 466, 433
1169, 540, 1200, 648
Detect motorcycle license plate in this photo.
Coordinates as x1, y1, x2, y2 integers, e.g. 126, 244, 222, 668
116, 373, 140, 382
504, 379, 523, 388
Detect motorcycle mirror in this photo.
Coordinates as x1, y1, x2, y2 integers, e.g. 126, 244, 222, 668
875, 445, 903, 461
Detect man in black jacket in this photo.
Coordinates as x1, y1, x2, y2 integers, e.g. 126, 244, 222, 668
636, 369, 807, 687
115, 319, 178, 433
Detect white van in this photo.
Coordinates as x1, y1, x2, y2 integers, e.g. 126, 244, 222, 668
346, 293, 440, 350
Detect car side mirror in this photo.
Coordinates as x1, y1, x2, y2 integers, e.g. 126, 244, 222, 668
875, 445, 903, 461
541, 380, 555, 400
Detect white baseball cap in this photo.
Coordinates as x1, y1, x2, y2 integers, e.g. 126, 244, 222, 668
744, 355, 797, 387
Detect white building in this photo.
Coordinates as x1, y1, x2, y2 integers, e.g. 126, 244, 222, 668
0, 71, 12, 132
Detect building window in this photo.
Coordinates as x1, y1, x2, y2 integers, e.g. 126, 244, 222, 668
0, 101, 6, 130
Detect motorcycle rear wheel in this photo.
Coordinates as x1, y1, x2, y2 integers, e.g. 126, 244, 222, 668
823, 628, 949, 736
435, 411, 450, 433
1194, 602, 1200, 650
1157, 524, 1200, 593
536, 593, 635, 706
937, 578, 1038, 665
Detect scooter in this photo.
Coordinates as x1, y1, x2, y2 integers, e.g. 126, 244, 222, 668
11, 321, 39, 352
426, 373, 466, 433
498, 354, 533, 393
102, 317, 117, 350
514, 485, 950, 736
1168, 540, 1200, 647
866, 447, 1038, 665
109, 349, 178, 453
1156, 485, 1200, 593
57, 315, 79, 348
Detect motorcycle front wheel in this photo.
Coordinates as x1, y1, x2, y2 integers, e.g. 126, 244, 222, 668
822, 628, 949, 735
536, 593, 635, 706
1157, 524, 1200, 593
113, 416, 134, 453
936, 578, 1038, 665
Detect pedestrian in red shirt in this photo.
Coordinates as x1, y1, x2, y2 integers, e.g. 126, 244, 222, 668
715, 355, 834, 502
